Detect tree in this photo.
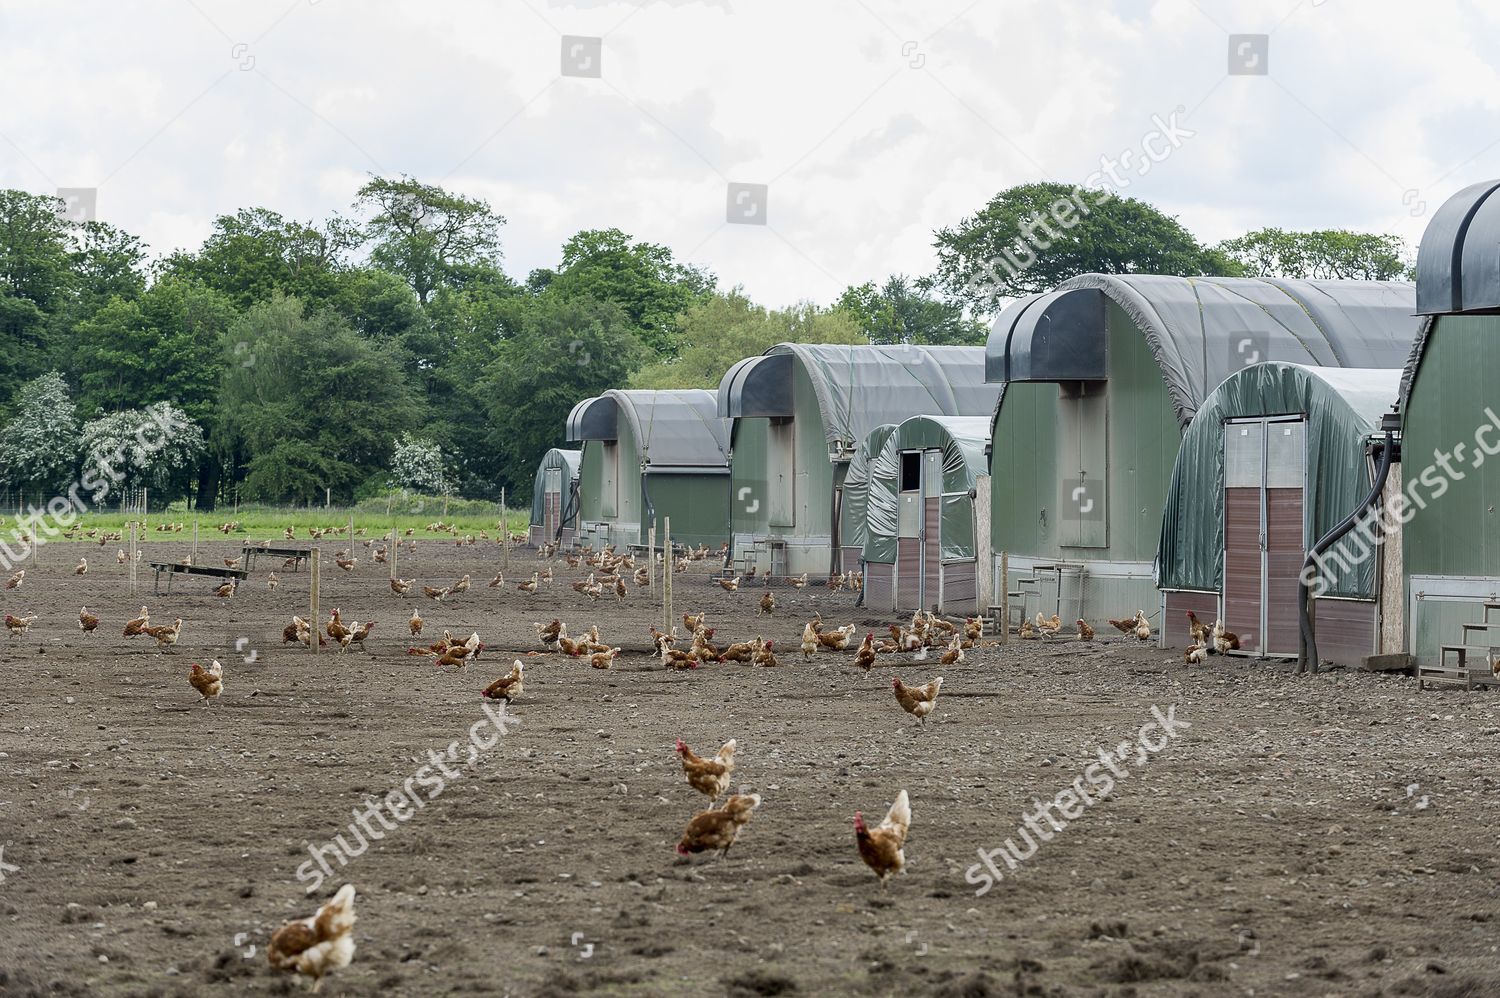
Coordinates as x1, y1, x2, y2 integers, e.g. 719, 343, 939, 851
836, 275, 987, 346
389, 432, 451, 494
933, 182, 1235, 313
483, 293, 646, 496
355, 176, 505, 305
216, 297, 422, 503
1215, 228, 1413, 281
78, 402, 204, 507
630, 291, 865, 390
0, 371, 79, 500
0, 191, 74, 384
539, 228, 715, 357
64, 221, 147, 322
159, 207, 357, 310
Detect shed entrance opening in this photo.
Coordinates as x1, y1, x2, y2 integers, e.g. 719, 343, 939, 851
1223, 417, 1307, 656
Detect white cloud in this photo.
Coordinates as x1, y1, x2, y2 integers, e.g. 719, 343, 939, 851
0, 0, 1494, 304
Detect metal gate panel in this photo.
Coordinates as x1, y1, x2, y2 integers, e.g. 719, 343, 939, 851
896, 539, 921, 609
866, 562, 895, 612
923, 498, 941, 612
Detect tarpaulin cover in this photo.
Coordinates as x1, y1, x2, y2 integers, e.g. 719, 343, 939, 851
529, 448, 581, 525
839, 424, 897, 554
865, 415, 991, 564
719, 343, 1000, 454
1157, 363, 1401, 599
985, 275, 1418, 429
567, 389, 730, 469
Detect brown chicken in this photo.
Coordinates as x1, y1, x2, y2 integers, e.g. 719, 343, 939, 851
1213, 619, 1241, 654
717, 639, 756, 664
268, 883, 357, 991
517, 573, 540, 595
1075, 619, 1095, 641
347, 620, 376, 651
146, 617, 183, 653
855, 789, 911, 887
1185, 610, 1211, 646
1134, 613, 1152, 642
391, 577, 413, 596
759, 591, 775, 615
1106, 615, 1136, 634
408, 609, 423, 636
5, 613, 37, 638
4, 569, 23, 590
676, 793, 761, 857
533, 618, 563, 648
683, 612, 705, 633
717, 576, 741, 592
852, 632, 877, 672
188, 660, 223, 703
938, 634, 964, 665
660, 644, 699, 670
752, 639, 779, 667
817, 623, 857, 651
1185, 642, 1208, 665
1034, 612, 1063, 637
481, 660, 525, 701
964, 617, 983, 642
326, 610, 350, 644
675, 738, 737, 800
78, 606, 99, 636
590, 647, 621, 669
892, 677, 942, 725
423, 585, 449, 602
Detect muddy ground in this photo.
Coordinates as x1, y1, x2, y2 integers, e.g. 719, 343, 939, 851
0, 539, 1497, 997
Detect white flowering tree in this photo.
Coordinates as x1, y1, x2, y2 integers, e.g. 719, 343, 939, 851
0, 371, 80, 500
389, 432, 450, 495
78, 402, 205, 506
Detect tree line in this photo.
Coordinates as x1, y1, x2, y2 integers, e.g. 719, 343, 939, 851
0, 176, 1414, 509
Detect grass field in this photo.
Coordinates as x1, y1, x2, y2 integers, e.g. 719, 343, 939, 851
4, 508, 532, 545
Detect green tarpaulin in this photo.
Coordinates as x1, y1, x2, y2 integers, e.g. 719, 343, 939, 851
865, 415, 991, 564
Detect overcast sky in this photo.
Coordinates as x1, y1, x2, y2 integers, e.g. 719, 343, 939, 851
3, 0, 1497, 307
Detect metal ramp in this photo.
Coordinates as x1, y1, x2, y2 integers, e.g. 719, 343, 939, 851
1423, 601, 1500, 691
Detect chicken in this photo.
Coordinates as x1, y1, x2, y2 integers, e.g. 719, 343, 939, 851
5, 569, 23, 589
676, 793, 761, 857
1106, 615, 1135, 634
188, 659, 223, 703
268, 573, 280, 591
583, 577, 603, 602
1213, 619, 1241, 654
5, 613, 37, 637
571, 574, 595, 594
683, 612, 705, 633
854, 789, 911, 887
334, 554, 356, 572
481, 661, 525, 702
888, 624, 920, 653
517, 573, 540, 595
717, 575, 741, 593
78, 606, 99, 636
964, 617, 983, 643
1186, 610, 1212, 647
614, 577, 626, 603
450, 574, 471, 595
801, 620, 819, 661
759, 591, 775, 616
1185, 643, 1209, 665
116, 548, 126, 565
558, 632, 589, 658
675, 738, 737, 800
146, 618, 183, 653
852, 632, 877, 672
1018, 619, 1036, 640
718, 639, 756, 664
660, 644, 699, 670
790, 573, 808, 590
590, 647, 621, 670
533, 619, 563, 649
649, 625, 676, 654
326, 610, 350, 645
892, 677, 942, 725
408, 609, 423, 636
1034, 612, 1063, 637
268, 883, 357, 992
938, 633, 964, 665
213, 579, 236, 598
817, 623, 857, 652
1076, 619, 1095, 641
391, 577, 413, 596
422, 585, 450, 602
633, 566, 650, 587
347, 620, 375, 651
74, 557, 87, 575
689, 627, 720, 663
1134, 613, 1152, 643
752, 639, 779, 668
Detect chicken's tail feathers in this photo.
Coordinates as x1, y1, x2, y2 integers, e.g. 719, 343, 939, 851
316, 884, 357, 937
883, 789, 911, 834
719, 737, 737, 757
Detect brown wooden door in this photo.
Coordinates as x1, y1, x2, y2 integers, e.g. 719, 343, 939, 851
922, 450, 942, 611
1222, 418, 1306, 657
1264, 421, 1307, 656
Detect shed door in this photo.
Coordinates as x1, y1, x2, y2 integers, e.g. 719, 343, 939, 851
1058, 382, 1108, 549
922, 450, 942, 610
896, 452, 921, 609
1223, 418, 1306, 657
767, 418, 795, 528
544, 467, 562, 534
600, 442, 619, 518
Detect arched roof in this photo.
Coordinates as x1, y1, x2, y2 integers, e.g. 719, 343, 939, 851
838, 423, 898, 552
985, 274, 1418, 428
717, 343, 998, 454
566, 389, 730, 471
529, 448, 581, 524
1157, 362, 1401, 599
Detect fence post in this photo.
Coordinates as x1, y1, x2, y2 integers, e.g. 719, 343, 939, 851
999, 551, 1009, 644
192, 516, 199, 566
648, 522, 656, 599
128, 521, 138, 593
310, 546, 320, 656
390, 525, 398, 580
663, 516, 672, 635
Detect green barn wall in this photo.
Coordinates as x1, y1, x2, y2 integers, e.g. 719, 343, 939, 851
644, 474, 731, 547
1402, 315, 1500, 664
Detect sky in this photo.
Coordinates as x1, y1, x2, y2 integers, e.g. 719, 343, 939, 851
3, 0, 1499, 307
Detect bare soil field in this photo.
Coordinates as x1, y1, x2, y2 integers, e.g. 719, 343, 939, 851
1, 540, 1497, 997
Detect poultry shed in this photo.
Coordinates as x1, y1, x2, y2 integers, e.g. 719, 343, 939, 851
984, 273, 1420, 638
863, 415, 991, 615
835, 423, 897, 579
716, 343, 1000, 579
1399, 179, 1500, 679
1156, 362, 1402, 667
527, 448, 581, 547
565, 389, 732, 550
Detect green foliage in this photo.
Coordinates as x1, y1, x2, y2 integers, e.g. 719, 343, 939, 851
1215, 228, 1413, 281
78, 401, 204, 504
0, 371, 79, 496
933, 182, 1234, 312
355, 175, 505, 305
0, 191, 74, 384
158, 207, 356, 310
836, 275, 987, 345
482, 292, 646, 496
630, 291, 865, 390
218, 296, 422, 503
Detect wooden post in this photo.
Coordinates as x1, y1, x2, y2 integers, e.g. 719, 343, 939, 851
142, 488, 148, 526
310, 546, 320, 656
325, 487, 331, 509
999, 551, 1010, 644
662, 516, 672, 634
192, 516, 199, 566
128, 521, 138, 593
648, 522, 656, 599
348, 510, 354, 544
390, 525, 398, 580
500, 489, 510, 574
975, 472, 993, 619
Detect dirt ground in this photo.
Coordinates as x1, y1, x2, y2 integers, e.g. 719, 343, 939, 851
0, 537, 1497, 998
